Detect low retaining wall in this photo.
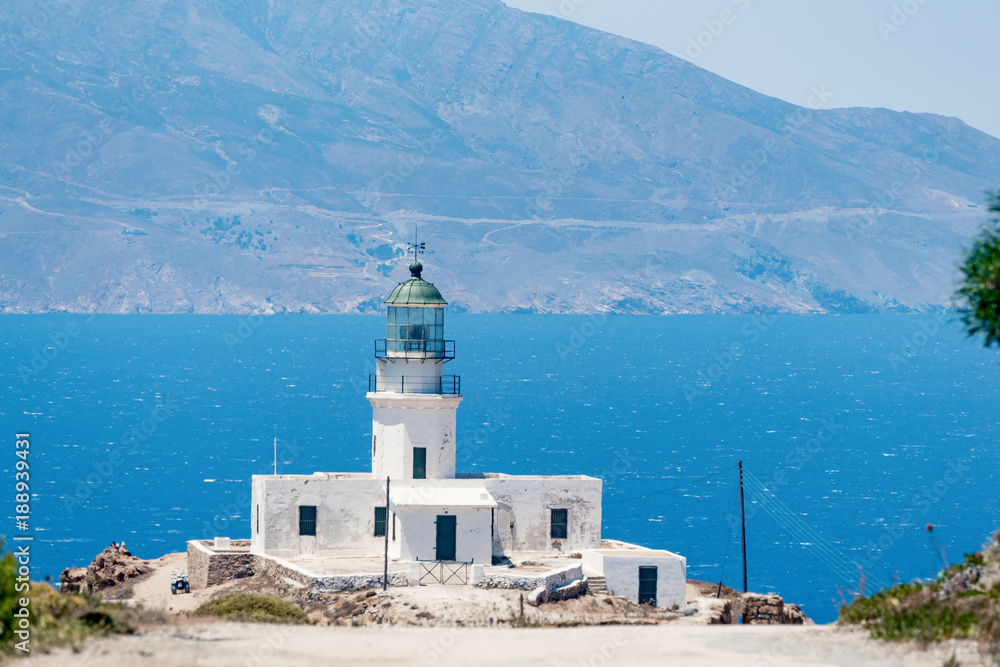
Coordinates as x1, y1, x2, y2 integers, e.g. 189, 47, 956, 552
251, 552, 314, 587
474, 564, 583, 591
187, 540, 255, 590
314, 572, 411, 591
247, 553, 411, 591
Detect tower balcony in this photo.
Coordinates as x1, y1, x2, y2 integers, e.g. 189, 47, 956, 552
368, 374, 461, 395
375, 339, 455, 361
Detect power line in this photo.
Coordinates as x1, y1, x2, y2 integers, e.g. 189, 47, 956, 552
742, 471, 888, 590
742, 471, 874, 582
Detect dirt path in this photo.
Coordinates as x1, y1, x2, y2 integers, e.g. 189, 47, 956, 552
127, 552, 238, 614
27, 623, 989, 667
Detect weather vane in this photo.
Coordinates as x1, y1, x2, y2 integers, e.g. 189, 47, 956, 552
406, 226, 425, 262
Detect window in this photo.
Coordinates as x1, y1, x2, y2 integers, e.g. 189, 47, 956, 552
374, 506, 387, 537
550, 508, 568, 539
413, 447, 427, 479
387, 307, 445, 352
256, 504, 259, 534
298, 505, 317, 536
392, 512, 396, 541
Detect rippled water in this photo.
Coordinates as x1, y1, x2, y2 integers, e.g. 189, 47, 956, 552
2, 313, 998, 623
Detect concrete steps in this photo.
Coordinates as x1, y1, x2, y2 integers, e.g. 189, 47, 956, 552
587, 576, 607, 595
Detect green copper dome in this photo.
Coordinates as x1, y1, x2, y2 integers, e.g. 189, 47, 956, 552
385, 262, 448, 305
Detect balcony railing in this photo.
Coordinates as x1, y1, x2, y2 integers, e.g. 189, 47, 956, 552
375, 339, 455, 361
368, 374, 461, 395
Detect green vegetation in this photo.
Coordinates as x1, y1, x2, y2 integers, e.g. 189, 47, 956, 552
193, 593, 308, 624
957, 192, 1000, 347
0, 539, 18, 647
2, 538, 163, 655
839, 533, 1000, 660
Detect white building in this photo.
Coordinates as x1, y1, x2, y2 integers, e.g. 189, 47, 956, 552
249, 259, 684, 606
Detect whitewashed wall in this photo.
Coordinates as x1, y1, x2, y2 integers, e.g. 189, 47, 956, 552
390, 506, 492, 564
369, 394, 461, 480
252, 474, 601, 560
582, 550, 687, 609
250, 474, 386, 558
478, 476, 602, 555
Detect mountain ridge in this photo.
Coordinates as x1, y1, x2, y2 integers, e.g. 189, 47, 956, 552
0, 0, 997, 314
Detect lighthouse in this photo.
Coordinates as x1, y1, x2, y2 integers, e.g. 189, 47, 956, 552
250, 253, 624, 579
368, 260, 461, 481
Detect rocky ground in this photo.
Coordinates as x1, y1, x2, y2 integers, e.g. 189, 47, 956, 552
121, 551, 685, 627
66, 548, 796, 628
60, 545, 153, 596
35, 548, 993, 666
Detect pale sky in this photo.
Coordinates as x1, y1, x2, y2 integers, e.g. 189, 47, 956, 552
503, 0, 1000, 139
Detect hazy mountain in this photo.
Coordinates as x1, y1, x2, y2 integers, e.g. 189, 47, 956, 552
1, 0, 997, 314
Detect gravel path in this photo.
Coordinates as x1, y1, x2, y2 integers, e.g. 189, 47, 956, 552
27, 622, 989, 666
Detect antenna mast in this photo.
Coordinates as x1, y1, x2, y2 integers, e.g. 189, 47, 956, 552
406, 226, 425, 263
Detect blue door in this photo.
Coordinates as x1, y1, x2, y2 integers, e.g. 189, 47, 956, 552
435, 515, 456, 561
638, 566, 657, 606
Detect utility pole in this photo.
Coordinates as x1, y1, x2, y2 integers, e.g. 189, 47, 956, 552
273, 437, 277, 475
383, 476, 390, 591
739, 460, 748, 595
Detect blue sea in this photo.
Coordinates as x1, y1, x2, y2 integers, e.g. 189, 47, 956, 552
3, 314, 999, 623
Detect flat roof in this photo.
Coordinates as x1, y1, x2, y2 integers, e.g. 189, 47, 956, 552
254, 472, 601, 482
591, 549, 682, 559
390, 486, 497, 508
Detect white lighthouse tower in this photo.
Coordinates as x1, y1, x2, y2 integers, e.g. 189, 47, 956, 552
367, 259, 461, 481
244, 251, 685, 607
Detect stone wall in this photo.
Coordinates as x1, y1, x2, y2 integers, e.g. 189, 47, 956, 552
187, 540, 255, 590
474, 564, 583, 591
314, 572, 411, 591
710, 593, 809, 625
251, 553, 314, 587
251, 552, 411, 591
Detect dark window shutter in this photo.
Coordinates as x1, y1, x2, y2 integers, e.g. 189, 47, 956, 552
550, 508, 568, 539
413, 447, 427, 479
298, 505, 317, 536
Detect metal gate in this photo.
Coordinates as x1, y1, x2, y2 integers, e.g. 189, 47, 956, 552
638, 566, 658, 606
418, 560, 469, 585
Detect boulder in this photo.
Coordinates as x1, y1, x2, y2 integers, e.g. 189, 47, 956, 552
548, 578, 588, 603
526, 585, 548, 607
59, 567, 87, 594
60, 546, 151, 595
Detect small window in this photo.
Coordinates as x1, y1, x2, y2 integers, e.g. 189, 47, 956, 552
299, 505, 317, 536
413, 447, 427, 479
374, 506, 387, 537
392, 512, 396, 541
256, 504, 260, 534
550, 508, 568, 539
